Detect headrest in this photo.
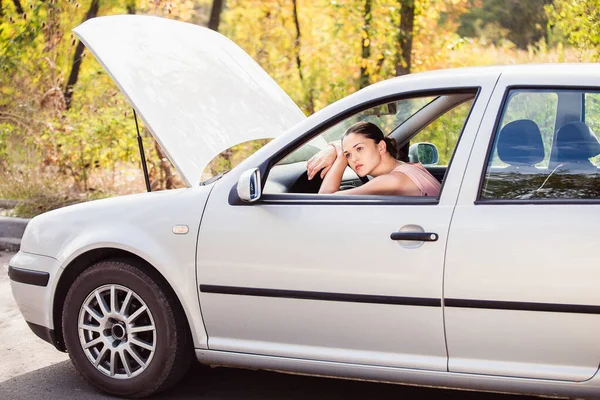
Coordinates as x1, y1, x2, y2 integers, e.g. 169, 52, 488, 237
497, 119, 544, 166
556, 122, 600, 163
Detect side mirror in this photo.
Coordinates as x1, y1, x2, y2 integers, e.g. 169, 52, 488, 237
237, 168, 262, 202
408, 142, 439, 165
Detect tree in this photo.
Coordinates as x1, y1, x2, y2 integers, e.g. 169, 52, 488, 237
64, 0, 100, 110
395, 0, 415, 76
547, 0, 600, 60
458, 0, 552, 49
292, 0, 314, 113
126, 0, 135, 14
208, 0, 224, 31
11, 0, 23, 14
359, 0, 372, 89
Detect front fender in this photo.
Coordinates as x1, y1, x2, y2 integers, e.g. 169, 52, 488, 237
21, 185, 214, 349
58, 228, 207, 349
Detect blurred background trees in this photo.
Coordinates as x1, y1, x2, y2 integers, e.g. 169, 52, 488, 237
0, 0, 597, 216
458, 0, 553, 49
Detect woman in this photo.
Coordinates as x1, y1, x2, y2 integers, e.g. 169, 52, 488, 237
308, 122, 441, 196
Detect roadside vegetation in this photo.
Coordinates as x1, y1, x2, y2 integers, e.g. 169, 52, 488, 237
0, 0, 598, 217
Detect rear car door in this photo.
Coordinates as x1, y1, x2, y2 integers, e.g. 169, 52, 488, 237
444, 69, 600, 381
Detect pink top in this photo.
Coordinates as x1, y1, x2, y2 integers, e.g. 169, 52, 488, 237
391, 163, 441, 197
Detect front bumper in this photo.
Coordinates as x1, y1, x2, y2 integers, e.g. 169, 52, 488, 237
9, 251, 63, 349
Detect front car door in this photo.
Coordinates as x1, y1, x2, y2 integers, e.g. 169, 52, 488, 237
444, 66, 600, 381
196, 71, 498, 370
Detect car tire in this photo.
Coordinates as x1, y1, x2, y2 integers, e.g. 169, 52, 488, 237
62, 259, 192, 398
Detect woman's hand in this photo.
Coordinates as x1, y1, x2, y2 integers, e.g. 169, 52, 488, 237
307, 143, 339, 180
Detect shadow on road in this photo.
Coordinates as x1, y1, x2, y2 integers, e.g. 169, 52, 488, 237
0, 359, 533, 399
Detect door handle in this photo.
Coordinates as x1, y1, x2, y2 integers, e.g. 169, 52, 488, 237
390, 232, 438, 242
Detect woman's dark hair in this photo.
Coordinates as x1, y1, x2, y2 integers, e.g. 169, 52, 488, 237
342, 121, 398, 158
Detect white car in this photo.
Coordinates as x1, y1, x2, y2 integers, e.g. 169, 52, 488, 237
9, 15, 600, 398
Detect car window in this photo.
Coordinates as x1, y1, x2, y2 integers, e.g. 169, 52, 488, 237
278, 96, 437, 165
405, 99, 474, 166
263, 91, 477, 196
480, 89, 600, 200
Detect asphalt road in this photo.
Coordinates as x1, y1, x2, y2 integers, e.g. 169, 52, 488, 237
0, 251, 536, 400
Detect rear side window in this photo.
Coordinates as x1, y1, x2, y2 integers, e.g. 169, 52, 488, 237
480, 89, 600, 201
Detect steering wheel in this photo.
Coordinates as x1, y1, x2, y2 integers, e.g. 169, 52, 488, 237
289, 170, 324, 193
290, 167, 369, 194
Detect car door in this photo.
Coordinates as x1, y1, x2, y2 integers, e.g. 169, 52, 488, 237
444, 69, 600, 381
196, 76, 496, 371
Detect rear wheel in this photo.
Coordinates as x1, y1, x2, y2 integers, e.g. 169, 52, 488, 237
62, 259, 192, 398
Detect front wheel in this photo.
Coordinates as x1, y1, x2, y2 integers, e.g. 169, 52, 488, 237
62, 259, 192, 398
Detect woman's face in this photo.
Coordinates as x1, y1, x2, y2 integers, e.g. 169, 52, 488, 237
342, 132, 385, 177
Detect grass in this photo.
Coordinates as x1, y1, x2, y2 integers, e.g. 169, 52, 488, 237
0, 170, 106, 218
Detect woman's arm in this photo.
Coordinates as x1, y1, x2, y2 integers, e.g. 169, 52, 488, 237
318, 152, 348, 194
333, 172, 420, 196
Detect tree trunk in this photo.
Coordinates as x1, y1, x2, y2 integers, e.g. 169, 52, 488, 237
154, 140, 174, 189
64, 0, 100, 110
395, 0, 415, 76
126, 0, 135, 14
395, 0, 415, 161
359, 0, 372, 89
292, 0, 303, 81
292, 0, 314, 114
208, 0, 224, 31
0, 0, 4, 18
11, 0, 23, 14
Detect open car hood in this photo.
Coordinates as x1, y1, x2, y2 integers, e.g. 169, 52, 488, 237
74, 15, 306, 186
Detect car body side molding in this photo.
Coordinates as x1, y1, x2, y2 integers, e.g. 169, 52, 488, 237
200, 285, 600, 314
199, 285, 441, 307
445, 298, 600, 314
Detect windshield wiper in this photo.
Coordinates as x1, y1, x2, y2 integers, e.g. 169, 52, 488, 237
200, 170, 230, 186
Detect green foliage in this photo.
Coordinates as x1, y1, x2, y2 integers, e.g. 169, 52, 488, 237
0, 169, 94, 217
0, 0, 188, 198
221, 0, 469, 113
459, 0, 552, 49
547, 0, 600, 60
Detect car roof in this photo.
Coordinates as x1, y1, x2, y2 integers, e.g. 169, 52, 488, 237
396, 63, 600, 79
366, 63, 600, 93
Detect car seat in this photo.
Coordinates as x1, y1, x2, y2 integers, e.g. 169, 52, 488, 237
496, 119, 545, 173
538, 121, 600, 199
481, 119, 546, 200
554, 121, 600, 173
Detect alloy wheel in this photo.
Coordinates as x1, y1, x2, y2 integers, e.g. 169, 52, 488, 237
78, 284, 156, 379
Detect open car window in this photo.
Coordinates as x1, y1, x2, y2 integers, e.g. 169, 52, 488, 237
264, 90, 478, 197
278, 96, 437, 165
